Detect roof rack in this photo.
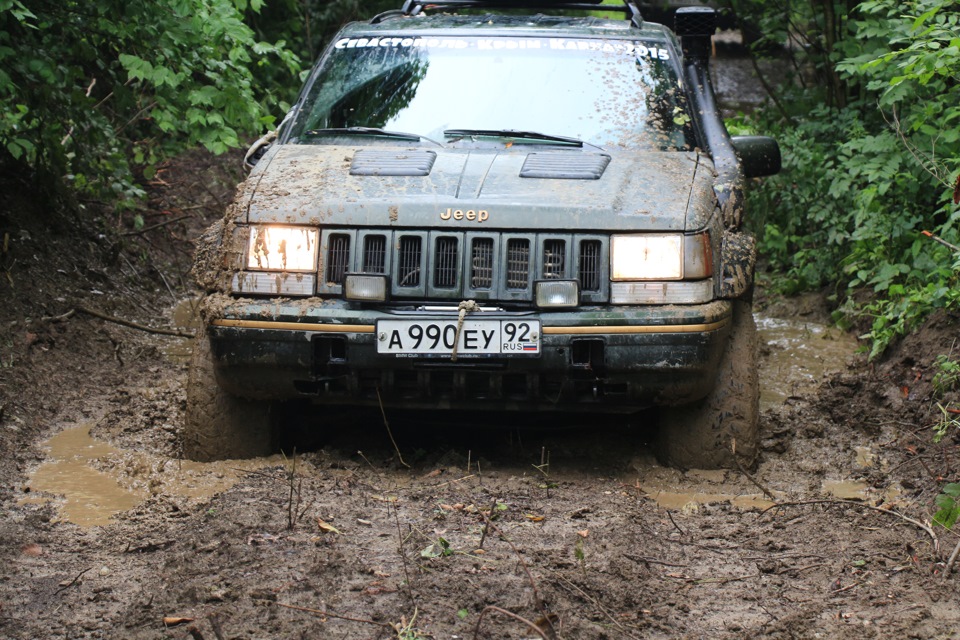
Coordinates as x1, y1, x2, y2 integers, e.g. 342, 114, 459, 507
388, 0, 643, 28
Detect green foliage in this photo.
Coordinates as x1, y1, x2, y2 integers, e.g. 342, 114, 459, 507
933, 354, 960, 397
934, 483, 960, 529
735, 0, 960, 356
0, 0, 299, 210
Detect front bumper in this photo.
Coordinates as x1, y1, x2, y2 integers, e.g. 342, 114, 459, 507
205, 296, 732, 412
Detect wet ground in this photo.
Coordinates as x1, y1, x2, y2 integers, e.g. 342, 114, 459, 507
20, 307, 859, 529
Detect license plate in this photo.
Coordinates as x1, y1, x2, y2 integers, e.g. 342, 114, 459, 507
376, 319, 540, 356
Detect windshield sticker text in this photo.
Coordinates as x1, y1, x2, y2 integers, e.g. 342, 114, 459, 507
333, 37, 670, 59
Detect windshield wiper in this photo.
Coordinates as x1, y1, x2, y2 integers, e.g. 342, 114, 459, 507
304, 127, 442, 146
444, 128, 599, 149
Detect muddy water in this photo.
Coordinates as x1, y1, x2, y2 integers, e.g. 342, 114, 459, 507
23, 423, 288, 527
22, 425, 147, 527
756, 314, 858, 411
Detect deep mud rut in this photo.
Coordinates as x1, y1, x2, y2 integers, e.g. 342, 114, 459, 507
3, 72, 960, 640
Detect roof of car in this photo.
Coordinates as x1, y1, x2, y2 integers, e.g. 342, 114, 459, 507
339, 13, 674, 40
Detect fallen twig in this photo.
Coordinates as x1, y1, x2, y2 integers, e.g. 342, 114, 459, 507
732, 438, 776, 501
830, 581, 861, 595
624, 554, 689, 568
944, 538, 960, 576
762, 499, 939, 556
667, 510, 685, 536
392, 501, 416, 606
40, 309, 76, 323
122, 214, 192, 237
376, 387, 409, 468
55, 567, 92, 594
75, 304, 194, 338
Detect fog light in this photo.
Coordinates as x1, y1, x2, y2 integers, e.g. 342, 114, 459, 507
344, 274, 388, 302
535, 280, 579, 308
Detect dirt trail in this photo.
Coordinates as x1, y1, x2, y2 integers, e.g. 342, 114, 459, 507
2, 151, 960, 639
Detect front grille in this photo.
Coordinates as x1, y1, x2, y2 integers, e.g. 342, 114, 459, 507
318, 229, 608, 302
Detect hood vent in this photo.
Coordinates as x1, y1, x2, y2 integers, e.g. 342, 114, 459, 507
520, 153, 611, 180
350, 149, 437, 176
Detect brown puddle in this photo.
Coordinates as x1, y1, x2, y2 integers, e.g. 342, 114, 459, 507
23, 424, 285, 528
756, 315, 858, 411
635, 467, 779, 512
22, 425, 146, 527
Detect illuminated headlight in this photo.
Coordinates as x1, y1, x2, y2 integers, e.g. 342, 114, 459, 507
246, 226, 318, 271
535, 280, 579, 308
344, 274, 388, 302
611, 234, 682, 280
610, 233, 711, 280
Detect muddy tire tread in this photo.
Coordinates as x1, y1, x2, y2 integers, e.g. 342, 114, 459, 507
657, 300, 760, 469
182, 333, 274, 461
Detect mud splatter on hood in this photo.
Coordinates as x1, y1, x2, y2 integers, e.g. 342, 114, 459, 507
241, 144, 716, 231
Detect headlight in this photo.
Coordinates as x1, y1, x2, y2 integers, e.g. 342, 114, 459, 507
246, 226, 318, 272
610, 232, 711, 281
611, 234, 683, 280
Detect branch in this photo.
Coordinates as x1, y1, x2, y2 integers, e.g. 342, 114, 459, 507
75, 305, 194, 338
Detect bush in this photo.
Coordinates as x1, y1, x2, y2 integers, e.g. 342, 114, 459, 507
734, 0, 960, 356
0, 0, 299, 211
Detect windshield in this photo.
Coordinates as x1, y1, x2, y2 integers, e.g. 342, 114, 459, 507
287, 35, 695, 150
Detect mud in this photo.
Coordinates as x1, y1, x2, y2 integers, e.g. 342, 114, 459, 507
2, 144, 960, 639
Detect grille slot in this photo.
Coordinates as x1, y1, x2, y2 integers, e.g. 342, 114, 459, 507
326, 234, 351, 284
506, 239, 530, 290
397, 236, 422, 288
434, 236, 459, 288
543, 239, 566, 279
362, 234, 387, 273
578, 240, 602, 291
471, 238, 494, 289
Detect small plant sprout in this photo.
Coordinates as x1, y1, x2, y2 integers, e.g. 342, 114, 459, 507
391, 608, 427, 640
932, 403, 960, 444
420, 536, 453, 559
933, 352, 960, 397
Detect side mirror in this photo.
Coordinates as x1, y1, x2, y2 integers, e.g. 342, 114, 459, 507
243, 130, 278, 171
731, 135, 781, 179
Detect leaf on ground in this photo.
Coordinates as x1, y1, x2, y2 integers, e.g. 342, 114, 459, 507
316, 518, 341, 534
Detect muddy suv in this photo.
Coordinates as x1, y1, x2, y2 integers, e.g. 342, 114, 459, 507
185, 0, 780, 468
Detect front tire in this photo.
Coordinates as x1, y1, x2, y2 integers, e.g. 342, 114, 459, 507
182, 332, 275, 461
657, 300, 759, 469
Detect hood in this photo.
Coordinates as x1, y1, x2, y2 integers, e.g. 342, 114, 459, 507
243, 144, 716, 232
